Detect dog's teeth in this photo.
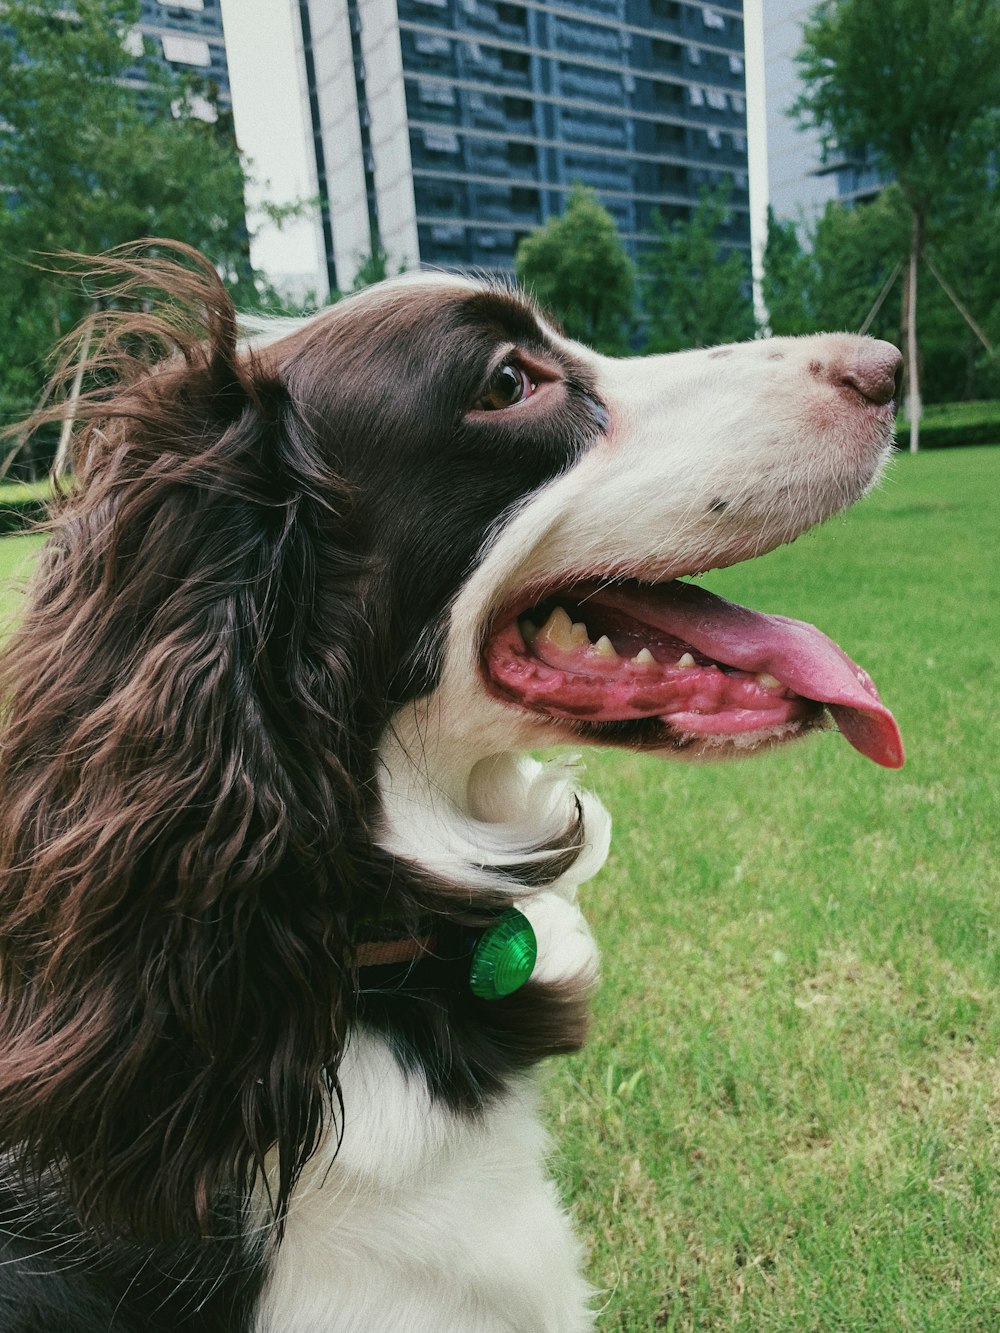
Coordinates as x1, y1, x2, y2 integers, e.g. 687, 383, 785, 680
536, 606, 578, 651
570, 620, 591, 647
676, 652, 697, 668
520, 618, 539, 644
756, 671, 782, 690
633, 647, 656, 665
591, 635, 618, 660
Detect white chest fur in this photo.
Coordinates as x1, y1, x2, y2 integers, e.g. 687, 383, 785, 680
257, 755, 611, 1330
256, 1032, 595, 1333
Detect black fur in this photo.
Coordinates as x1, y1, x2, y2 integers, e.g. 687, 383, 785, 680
0, 250, 608, 1324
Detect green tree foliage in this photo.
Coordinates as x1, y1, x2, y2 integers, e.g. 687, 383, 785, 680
0, 0, 255, 420
764, 186, 1000, 403
515, 187, 634, 354
764, 188, 908, 338
760, 209, 816, 340
795, 0, 1000, 218
794, 0, 1000, 442
351, 237, 394, 292
639, 186, 755, 353
922, 157, 1000, 403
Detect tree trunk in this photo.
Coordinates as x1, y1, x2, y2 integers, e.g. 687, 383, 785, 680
905, 211, 923, 454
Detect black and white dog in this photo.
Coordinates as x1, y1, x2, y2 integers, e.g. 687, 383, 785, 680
0, 248, 902, 1331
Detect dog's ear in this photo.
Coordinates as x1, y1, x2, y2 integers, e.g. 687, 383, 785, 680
0, 245, 368, 1239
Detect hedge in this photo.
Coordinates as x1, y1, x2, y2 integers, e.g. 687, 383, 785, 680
897, 399, 1000, 449
0, 481, 50, 536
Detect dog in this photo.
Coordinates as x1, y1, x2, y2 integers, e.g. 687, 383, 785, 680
0, 244, 902, 1332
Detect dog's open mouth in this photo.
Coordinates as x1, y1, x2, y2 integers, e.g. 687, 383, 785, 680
483, 579, 903, 767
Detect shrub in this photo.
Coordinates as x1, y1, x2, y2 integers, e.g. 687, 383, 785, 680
897, 399, 1000, 449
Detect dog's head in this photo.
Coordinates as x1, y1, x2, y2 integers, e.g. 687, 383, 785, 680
0, 246, 901, 1240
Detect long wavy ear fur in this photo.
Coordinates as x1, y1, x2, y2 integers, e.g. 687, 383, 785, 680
0, 244, 370, 1239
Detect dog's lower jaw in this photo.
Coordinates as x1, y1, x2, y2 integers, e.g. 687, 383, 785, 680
256, 1036, 595, 1333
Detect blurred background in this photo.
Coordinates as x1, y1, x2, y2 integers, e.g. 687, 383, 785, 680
1, 0, 998, 473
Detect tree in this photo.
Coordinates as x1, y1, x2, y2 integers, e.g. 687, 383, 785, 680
515, 187, 634, 354
919, 152, 1000, 403
760, 208, 816, 339
763, 184, 1000, 404
764, 189, 909, 337
0, 0, 255, 431
639, 186, 755, 353
794, 0, 1000, 448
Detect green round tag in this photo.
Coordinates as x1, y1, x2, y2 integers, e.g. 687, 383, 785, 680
469, 908, 537, 1000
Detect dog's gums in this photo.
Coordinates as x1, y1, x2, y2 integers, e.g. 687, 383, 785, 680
484, 579, 903, 768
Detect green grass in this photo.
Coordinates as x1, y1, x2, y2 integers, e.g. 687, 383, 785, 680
0, 449, 996, 1328
0, 530, 45, 625
0, 479, 50, 504
545, 447, 1000, 1329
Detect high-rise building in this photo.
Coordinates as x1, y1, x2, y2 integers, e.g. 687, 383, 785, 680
125, 0, 234, 120
758, 0, 881, 226
293, 0, 752, 294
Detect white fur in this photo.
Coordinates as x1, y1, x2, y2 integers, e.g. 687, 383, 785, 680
258, 750, 604, 1332
258, 280, 897, 1331
257, 1041, 592, 1332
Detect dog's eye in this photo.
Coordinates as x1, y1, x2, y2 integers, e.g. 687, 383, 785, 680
476, 362, 536, 411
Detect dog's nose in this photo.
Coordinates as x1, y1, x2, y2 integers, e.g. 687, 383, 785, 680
838, 340, 903, 406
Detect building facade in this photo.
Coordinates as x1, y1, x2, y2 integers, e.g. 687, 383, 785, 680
125, 0, 234, 120
293, 0, 752, 294
759, 0, 881, 227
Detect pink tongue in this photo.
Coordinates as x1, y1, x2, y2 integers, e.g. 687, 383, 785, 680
589, 582, 904, 768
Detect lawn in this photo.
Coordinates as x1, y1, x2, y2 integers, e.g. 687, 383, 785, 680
0, 530, 45, 626
0, 449, 996, 1329
546, 447, 1000, 1330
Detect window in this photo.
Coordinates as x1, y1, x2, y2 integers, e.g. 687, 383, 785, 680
706, 88, 727, 111
655, 81, 684, 104
652, 39, 681, 63
658, 163, 688, 187
424, 129, 460, 152
561, 116, 625, 146
510, 186, 539, 211
158, 0, 204, 10
415, 33, 451, 56
430, 223, 464, 244
122, 28, 144, 57
500, 49, 530, 73
418, 181, 464, 212
161, 34, 211, 66
650, 0, 680, 18
503, 96, 532, 119
507, 141, 537, 165
688, 84, 705, 107
729, 53, 744, 75
688, 45, 702, 65
497, 3, 527, 25
707, 128, 722, 149
418, 80, 456, 105
655, 121, 684, 145
702, 8, 726, 30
